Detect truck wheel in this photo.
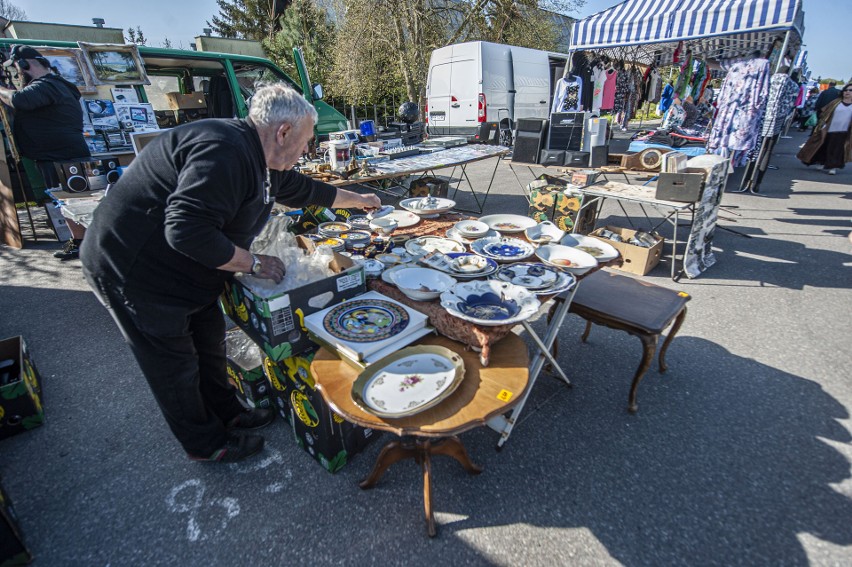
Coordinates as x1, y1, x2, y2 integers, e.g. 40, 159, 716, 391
499, 123, 513, 147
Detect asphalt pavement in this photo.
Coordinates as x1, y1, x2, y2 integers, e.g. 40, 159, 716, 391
1, 130, 850, 566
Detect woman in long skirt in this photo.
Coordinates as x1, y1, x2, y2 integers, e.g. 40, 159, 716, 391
797, 83, 852, 175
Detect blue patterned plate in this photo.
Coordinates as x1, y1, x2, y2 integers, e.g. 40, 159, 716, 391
470, 236, 535, 263
323, 299, 410, 343
440, 280, 540, 327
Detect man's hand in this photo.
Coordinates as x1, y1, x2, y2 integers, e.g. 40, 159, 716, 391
252, 254, 286, 283
357, 193, 382, 211
332, 188, 382, 211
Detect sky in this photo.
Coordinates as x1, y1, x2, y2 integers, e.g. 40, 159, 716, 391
13, 0, 849, 81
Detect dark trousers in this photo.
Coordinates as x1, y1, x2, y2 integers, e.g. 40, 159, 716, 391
83, 270, 244, 456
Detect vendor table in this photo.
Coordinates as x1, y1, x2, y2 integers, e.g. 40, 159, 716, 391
328, 144, 509, 214
577, 181, 694, 280
310, 333, 529, 537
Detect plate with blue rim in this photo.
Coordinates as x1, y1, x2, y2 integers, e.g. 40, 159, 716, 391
440, 280, 540, 327
470, 236, 535, 263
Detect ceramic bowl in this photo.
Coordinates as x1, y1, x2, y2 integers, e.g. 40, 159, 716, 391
454, 219, 490, 238
478, 214, 537, 234
339, 230, 372, 250
559, 234, 620, 262
347, 215, 371, 230
318, 221, 351, 237
369, 217, 399, 236
440, 280, 540, 326
534, 243, 598, 275
525, 221, 566, 245
450, 254, 490, 274
362, 259, 385, 278
313, 236, 345, 252
390, 267, 457, 301
399, 197, 456, 216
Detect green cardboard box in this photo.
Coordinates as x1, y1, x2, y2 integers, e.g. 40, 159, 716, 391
0, 337, 44, 441
282, 348, 378, 473
1, 476, 32, 566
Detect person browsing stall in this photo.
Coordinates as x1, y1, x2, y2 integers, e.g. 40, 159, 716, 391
798, 83, 852, 176
80, 83, 381, 463
0, 45, 90, 185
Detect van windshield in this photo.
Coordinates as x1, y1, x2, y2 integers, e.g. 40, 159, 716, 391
232, 62, 300, 104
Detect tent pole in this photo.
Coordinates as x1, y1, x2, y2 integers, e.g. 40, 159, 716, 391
774, 30, 791, 73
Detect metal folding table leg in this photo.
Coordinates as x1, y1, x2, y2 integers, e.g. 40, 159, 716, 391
488, 285, 579, 449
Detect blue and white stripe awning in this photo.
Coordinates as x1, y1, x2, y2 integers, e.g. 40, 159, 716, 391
571, 0, 804, 52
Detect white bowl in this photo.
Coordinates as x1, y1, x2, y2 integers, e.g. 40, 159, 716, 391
454, 219, 490, 238
559, 234, 619, 262
391, 267, 457, 301
369, 217, 399, 236
525, 221, 565, 245
534, 244, 598, 275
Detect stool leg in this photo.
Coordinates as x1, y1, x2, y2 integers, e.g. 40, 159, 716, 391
629, 335, 657, 413
659, 306, 687, 373
581, 320, 593, 343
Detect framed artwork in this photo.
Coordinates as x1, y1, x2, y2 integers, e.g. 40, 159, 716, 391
36, 47, 96, 93
77, 42, 150, 85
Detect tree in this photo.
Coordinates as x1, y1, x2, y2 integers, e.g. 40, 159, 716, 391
263, 0, 336, 94
208, 0, 282, 41
162, 37, 173, 49
0, 0, 27, 20
126, 26, 147, 45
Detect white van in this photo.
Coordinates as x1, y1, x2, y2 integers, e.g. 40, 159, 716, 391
425, 41, 570, 145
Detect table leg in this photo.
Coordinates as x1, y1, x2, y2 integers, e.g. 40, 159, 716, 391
671, 209, 679, 280
359, 440, 417, 489
430, 436, 483, 475
629, 334, 658, 413
659, 306, 687, 373
420, 441, 436, 537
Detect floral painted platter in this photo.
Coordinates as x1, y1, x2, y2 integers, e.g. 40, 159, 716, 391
492, 262, 560, 290
322, 299, 410, 343
385, 209, 421, 228
405, 236, 466, 257
440, 280, 540, 327
469, 236, 535, 263
351, 345, 466, 418
478, 214, 537, 234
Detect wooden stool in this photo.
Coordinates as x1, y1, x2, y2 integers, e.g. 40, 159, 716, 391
553, 269, 690, 412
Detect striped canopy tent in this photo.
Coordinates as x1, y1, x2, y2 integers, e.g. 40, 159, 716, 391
570, 0, 805, 66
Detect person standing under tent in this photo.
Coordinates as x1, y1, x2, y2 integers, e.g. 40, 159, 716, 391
814, 82, 841, 119
797, 83, 852, 175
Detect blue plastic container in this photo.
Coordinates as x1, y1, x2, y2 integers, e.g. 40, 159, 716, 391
359, 120, 376, 137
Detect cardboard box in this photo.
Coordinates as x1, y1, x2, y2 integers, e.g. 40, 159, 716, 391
591, 226, 664, 275
0, 477, 32, 566
283, 348, 378, 472
220, 237, 366, 361
0, 337, 44, 441
570, 169, 601, 187
655, 170, 705, 202
164, 92, 207, 110
226, 357, 273, 411
408, 176, 449, 199
527, 173, 569, 223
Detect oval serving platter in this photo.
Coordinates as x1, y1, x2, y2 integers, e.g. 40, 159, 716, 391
322, 299, 410, 343
470, 236, 535, 263
351, 345, 466, 418
478, 214, 537, 234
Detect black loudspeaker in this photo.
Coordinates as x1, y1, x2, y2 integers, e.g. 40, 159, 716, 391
547, 112, 584, 151
512, 118, 548, 164
54, 159, 106, 192
100, 156, 121, 184
564, 151, 590, 168
539, 149, 566, 166
588, 145, 609, 168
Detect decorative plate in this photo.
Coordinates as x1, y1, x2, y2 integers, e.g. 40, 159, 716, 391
351, 345, 466, 418
493, 262, 559, 290
399, 197, 457, 216
533, 270, 577, 296
445, 227, 499, 244
454, 219, 490, 238
385, 210, 421, 228
470, 236, 535, 263
560, 234, 619, 262
444, 253, 499, 279
440, 280, 540, 327
405, 236, 465, 257
322, 299, 410, 343
534, 243, 598, 275
478, 214, 537, 234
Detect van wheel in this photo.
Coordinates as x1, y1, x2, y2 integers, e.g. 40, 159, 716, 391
499, 123, 513, 147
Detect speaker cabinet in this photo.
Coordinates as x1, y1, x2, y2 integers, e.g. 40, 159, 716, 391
512, 118, 548, 164
547, 112, 584, 151
564, 151, 590, 168
539, 149, 566, 166
100, 156, 121, 184
54, 159, 107, 192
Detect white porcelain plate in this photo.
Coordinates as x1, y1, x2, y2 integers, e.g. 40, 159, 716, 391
478, 214, 537, 234
399, 197, 457, 216
470, 236, 535, 263
559, 234, 619, 262
444, 253, 499, 280
385, 210, 421, 228
440, 280, 541, 326
352, 345, 466, 418
445, 226, 499, 244
493, 262, 560, 290
405, 236, 466, 257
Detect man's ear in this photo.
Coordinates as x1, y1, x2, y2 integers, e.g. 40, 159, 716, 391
276, 122, 292, 145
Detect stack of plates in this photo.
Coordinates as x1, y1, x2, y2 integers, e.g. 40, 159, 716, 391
445, 226, 499, 244
492, 262, 577, 296
339, 230, 372, 250
444, 252, 499, 279
318, 222, 351, 238
470, 236, 535, 263
347, 215, 372, 230
311, 235, 345, 252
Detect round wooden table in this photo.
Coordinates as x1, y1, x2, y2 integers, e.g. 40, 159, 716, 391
310, 333, 529, 536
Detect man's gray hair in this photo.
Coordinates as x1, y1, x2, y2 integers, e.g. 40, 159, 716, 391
248, 82, 318, 127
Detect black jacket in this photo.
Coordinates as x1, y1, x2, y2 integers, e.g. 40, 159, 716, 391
11, 74, 90, 161
815, 88, 841, 116
80, 119, 336, 305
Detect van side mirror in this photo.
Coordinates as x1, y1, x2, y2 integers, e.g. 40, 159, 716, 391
311, 83, 324, 100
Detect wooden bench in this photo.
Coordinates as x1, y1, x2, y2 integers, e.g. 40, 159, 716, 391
553, 269, 690, 412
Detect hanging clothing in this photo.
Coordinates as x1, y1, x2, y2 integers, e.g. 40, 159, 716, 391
551, 76, 583, 113
600, 68, 617, 110
591, 64, 607, 111
795, 85, 806, 108
707, 58, 771, 158
761, 74, 800, 137
570, 51, 595, 111
662, 103, 687, 130
657, 83, 675, 115
612, 67, 632, 116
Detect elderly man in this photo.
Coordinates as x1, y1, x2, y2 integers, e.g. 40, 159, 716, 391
80, 83, 381, 462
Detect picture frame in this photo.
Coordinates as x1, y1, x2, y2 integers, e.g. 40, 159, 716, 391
34, 46, 96, 93
77, 42, 150, 86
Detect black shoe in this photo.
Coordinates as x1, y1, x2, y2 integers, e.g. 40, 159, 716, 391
53, 239, 80, 260
226, 408, 275, 431
188, 431, 265, 463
